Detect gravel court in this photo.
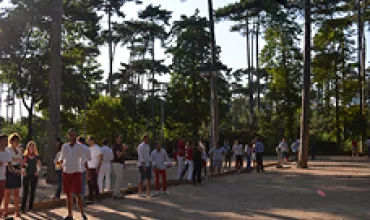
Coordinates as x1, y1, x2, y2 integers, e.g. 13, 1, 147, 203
18, 157, 370, 220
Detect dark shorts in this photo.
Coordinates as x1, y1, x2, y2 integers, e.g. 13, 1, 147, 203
282, 152, 288, 159
139, 166, 152, 181
6, 165, 21, 189
63, 172, 82, 194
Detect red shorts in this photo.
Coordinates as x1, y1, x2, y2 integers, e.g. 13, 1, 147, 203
0, 180, 5, 204
63, 172, 82, 194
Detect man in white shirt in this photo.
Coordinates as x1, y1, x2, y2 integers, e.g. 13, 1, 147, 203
61, 128, 88, 220
150, 141, 171, 195
87, 136, 102, 202
98, 139, 114, 193
137, 134, 151, 197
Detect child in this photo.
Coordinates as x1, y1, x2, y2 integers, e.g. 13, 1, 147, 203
150, 141, 171, 195
199, 140, 208, 179
0, 134, 11, 217
245, 143, 252, 171
21, 141, 41, 213
209, 142, 224, 176
233, 140, 244, 171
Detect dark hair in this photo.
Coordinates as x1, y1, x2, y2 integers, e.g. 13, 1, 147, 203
102, 138, 109, 146
0, 134, 8, 142
9, 133, 21, 143
88, 136, 95, 142
78, 137, 86, 144
55, 138, 63, 155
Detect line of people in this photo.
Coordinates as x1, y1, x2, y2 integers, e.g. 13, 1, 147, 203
176, 137, 266, 185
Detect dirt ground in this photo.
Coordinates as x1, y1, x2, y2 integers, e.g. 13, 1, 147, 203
17, 157, 370, 220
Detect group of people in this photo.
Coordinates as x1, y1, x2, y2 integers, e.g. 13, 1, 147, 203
0, 129, 269, 220
0, 133, 42, 218
175, 137, 266, 186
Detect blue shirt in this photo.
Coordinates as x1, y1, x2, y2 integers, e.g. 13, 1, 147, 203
255, 141, 264, 153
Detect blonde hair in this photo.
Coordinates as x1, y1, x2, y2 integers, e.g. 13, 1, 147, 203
24, 141, 39, 156
8, 133, 21, 146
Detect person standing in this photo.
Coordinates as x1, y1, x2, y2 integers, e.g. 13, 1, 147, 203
176, 138, 186, 180
193, 141, 203, 185
290, 139, 300, 162
54, 138, 63, 200
180, 142, 194, 182
77, 137, 91, 203
98, 139, 114, 193
150, 141, 171, 195
223, 140, 232, 170
111, 135, 128, 199
137, 134, 152, 197
61, 129, 88, 220
278, 137, 289, 163
352, 140, 359, 158
254, 137, 265, 173
245, 143, 252, 171
233, 140, 244, 171
87, 137, 102, 202
0, 134, 11, 217
209, 142, 224, 176
21, 141, 41, 213
4, 133, 23, 218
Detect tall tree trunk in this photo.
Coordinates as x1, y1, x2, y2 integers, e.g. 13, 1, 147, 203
25, 97, 35, 143
335, 60, 340, 150
108, 2, 113, 96
208, 0, 219, 147
246, 15, 254, 125
256, 15, 261, 113
357, 0, 365, 151
298, 0, 311, 168
47, 0, 62, 183
151, 35, 156, 142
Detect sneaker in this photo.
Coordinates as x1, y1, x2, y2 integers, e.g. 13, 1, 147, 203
155, 191, 160, 196
139, 193, 146, 198
163, 191, 169, 195
63, 216, 73, 220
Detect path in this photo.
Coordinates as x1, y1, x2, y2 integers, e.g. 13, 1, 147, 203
19, 157, 370, 220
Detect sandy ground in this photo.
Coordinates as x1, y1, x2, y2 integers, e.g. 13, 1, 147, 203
16, 157, 370, 220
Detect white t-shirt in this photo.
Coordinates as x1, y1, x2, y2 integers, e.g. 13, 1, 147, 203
61, 142, 88, 174
150, 148, 170, 170
79, 144, 91, 172
137, 142, 151, 167
0, 151, 11, 180
234, 144, 244, 156
6, 146, 23, 166
101, 146, 114, 165
88, 144, 102, 169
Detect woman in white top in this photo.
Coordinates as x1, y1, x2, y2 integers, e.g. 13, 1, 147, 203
53, 138, 63, 199
4, 133, 23, 218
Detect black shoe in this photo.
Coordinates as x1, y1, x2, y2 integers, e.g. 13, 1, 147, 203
85, 200, 94, 205
64, 216, 73, 220
82, 213, 88, 220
